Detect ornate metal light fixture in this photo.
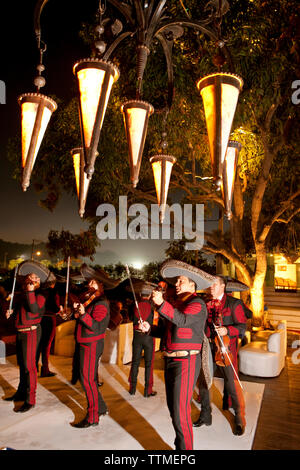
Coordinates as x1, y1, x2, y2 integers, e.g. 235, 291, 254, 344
71, 147, 91, 218
19, 93, 57, 192
73, 58, 119, 179
222, 140, 242, 219
23, 0, 243, 221
121, 100, 154, 188
19, 0, 57, 192
197, 73, 243, 189
150, 154, 176, 223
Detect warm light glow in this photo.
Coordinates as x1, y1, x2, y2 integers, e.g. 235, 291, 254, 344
197, 73, 243, 184
71, 148, 91, 217
150, 154, 176, 222
76, 67, 114, 147
131, 261, 144, 270
18, 93, 57, 191
222, 140, 241, 219
20, 102, 52, 169
72, 151, 81, 198
73, 59, 119, 176
121, 100, 154, 188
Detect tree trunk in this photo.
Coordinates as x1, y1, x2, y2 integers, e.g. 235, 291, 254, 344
250, 243, 268, 326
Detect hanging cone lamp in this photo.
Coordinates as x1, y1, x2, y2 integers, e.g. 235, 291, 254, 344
71, 147, 91, 218
149, 154, 176, 223
121, 100, 154, 188
222, 140, 241, 220
73, 58, 119, 179
197, 73, 243, 188
18, 93, 57, 192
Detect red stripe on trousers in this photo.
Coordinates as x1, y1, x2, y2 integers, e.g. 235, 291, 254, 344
178, 355, 196, 450
27, 330, 37, 405
82, 343, 98, 423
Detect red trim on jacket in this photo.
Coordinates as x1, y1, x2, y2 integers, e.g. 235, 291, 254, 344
15, 292, 46, 329
76, 299, 109, 344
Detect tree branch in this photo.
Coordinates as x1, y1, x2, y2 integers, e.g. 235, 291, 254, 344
258, 189, 300, 242
204, 232, 253, 285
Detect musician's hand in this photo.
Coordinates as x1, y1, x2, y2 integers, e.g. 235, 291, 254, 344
216, 326, 227, 336
73, 302, 85, 316
59, 305, 71, 320
151, 289, 164, 307
6, 309, 13, 319
137, 320, 150, 334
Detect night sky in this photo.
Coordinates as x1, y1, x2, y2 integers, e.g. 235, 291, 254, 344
0, 1, 216, 267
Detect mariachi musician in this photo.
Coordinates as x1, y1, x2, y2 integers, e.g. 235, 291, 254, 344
4, 260, 59, 413
138, 260, 214, 451
71, 264, 120, 428
193, 275, 247, 436
127, 281, 158, 398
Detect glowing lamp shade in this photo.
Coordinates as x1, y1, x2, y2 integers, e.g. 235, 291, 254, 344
73, 58, 119, 178
197, 73, 243, 187
222, 140, 242, 219
18, 93, 57, 191
121, 100, 154, 188
71, 147, 91, 218
150, 154, 176, 223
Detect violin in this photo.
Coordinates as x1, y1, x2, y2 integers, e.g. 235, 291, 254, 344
213, 325, 233, 368
60, 288, 101, 320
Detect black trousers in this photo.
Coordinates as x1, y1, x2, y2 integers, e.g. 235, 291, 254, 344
129, 331, 155, 394
198, 355, 245, 424
36, 315, 56, 374
79, 340, 107, 423
16, 325, 41, 404
164, 353, 201, 450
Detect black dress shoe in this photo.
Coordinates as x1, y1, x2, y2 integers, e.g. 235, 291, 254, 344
233, 423, 245, 436
129, 389, 136, 395
144, 391, 157, 398
14, 402, 35, 413
4, 393, 25, 402
40, 371, 56, 377
193, 416, 212, 427
99, 410, 109, 417
98, 382, 104, 387
73, 418, 98, 428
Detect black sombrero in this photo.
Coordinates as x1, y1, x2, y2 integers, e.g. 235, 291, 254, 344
160, 260, 216, 291
126, 280, 158, 296
17, 260, 52, 284
222, 276, 249, 293
80, 264, 120, 290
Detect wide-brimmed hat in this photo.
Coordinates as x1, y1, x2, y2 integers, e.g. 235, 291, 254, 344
17, 260, 52, 284
126, 280, 157, 296
160, 259, 216, 291
221, 276, 249, 292
80, 264, 120, 290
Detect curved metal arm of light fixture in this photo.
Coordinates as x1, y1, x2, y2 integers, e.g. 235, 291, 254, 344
155, 32, 174, 112
102, 31, 134, 61
156, 18, 235, 79
34, 0, 49, 39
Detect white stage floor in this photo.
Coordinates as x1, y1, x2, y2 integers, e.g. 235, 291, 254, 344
0, 354, 264, 451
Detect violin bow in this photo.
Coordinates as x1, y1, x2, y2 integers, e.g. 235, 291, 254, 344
125, 264, 143, 323
213, 322, 243, 390
9, 265, 18, 311
64, 256, 71, 318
